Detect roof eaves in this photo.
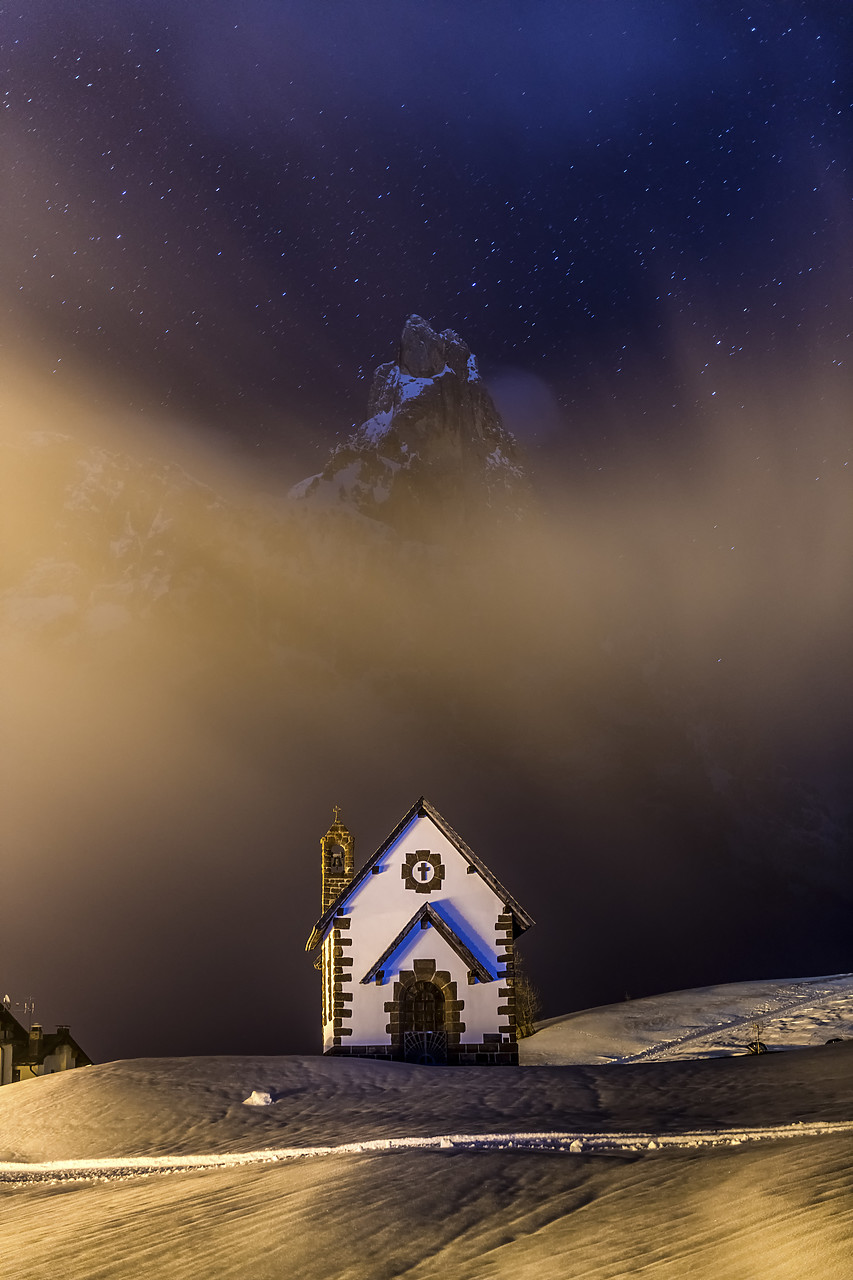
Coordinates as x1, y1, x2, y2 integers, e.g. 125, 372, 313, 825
305, 798, 425, 951
418, 797, 535, 931
0, 1007, 28, 1040
305, 795, 534, 949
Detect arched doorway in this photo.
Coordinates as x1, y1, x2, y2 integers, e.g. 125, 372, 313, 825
400, 980, 447, 1064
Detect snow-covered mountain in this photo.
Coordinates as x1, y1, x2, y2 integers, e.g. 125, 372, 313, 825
1, 426, 331, 672
290, 315, 528, 536
3, 429, 240, 643
1, 316, 527, 650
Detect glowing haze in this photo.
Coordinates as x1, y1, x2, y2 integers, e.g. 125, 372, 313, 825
1, 3, 851, 1060
2, 336, 851, 1061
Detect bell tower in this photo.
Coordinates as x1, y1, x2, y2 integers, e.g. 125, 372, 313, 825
321, 806, 355, 911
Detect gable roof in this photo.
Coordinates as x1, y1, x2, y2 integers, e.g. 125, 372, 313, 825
305, 795, 534, 951
360, 902, 495, 984
0, 1004, 28, 1040
0, 1008, 93, 1070
17, 1028, 93, 1068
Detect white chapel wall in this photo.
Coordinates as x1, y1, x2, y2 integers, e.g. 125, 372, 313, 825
324, 811, 512, 1050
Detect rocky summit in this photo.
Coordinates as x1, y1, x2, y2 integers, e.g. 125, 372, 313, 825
290, 315, 527, 536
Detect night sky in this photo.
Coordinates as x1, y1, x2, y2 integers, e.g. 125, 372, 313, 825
2, 3, 852, 1063
4, 2, 849, 467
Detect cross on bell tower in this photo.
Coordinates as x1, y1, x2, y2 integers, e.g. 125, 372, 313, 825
320, 807, 355, 911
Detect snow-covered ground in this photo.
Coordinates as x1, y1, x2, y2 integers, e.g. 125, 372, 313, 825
2, 976, 852, 1278
521, 972, 853, 1065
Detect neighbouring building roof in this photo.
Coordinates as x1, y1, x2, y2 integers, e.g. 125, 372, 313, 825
16, 1026, 93, 1070
1, 1004, 92, 1079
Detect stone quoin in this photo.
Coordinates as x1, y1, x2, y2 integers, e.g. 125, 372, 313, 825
305, 797, 534, 1065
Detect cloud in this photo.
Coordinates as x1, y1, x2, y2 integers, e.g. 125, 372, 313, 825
489, 369, 565, 445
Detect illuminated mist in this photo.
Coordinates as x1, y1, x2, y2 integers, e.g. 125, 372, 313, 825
2, 344, 851, 1062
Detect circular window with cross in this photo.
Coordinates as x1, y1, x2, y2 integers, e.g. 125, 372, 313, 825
402, 850, 445, 893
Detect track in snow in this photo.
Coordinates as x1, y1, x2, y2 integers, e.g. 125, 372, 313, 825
4, 1121, 853, 1184
613, 977, 853, 1064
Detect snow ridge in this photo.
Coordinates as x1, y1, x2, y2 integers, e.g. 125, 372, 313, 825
4, 1122, 853, 1184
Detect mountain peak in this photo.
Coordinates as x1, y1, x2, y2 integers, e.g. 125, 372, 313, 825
291, 316, 527, 537
398, 314, 466, 379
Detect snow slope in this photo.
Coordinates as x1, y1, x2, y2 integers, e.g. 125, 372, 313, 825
4, 1134, 853, 1280
521, 972, 853, 1065
2, 979, 853, 1278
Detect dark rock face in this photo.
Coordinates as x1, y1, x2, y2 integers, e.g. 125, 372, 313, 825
290, 315, 528, 536
398, 314, 448, 378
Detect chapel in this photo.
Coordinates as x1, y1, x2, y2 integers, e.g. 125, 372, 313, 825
305, 797, 534, 1065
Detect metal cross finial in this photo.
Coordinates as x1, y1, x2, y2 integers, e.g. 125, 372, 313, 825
333, 804, 341, 824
